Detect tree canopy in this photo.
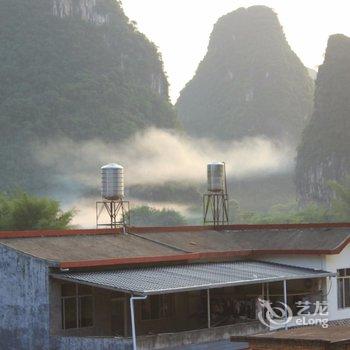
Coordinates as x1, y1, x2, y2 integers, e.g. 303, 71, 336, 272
0, 0, 179, 193
296, 34, 350, 205
236, 176, 350, 224
0, 191, 74, 230
129, 205, 186, 227
328, 176, 350, 221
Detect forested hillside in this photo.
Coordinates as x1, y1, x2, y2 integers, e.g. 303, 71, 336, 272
0, 0, 179, 192
296, 34, 350, 205
176, 6, 314, 144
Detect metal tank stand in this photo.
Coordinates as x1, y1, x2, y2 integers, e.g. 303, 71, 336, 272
96, 200, 130, 229
203, 162, 229, 226
203, 192, 229, 225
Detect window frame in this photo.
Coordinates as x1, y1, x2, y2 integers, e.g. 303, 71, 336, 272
61, 283, 95, 330
337, 269, 350, 310
141, 294, 175, 321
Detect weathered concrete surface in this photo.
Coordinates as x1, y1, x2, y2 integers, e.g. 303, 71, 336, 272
50, 336, 132, 350
137, 322, 266, 350
50, 323, 262, 350
0, 244, 50, 350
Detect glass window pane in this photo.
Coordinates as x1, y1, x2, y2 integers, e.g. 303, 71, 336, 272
345, 279, 350, 308
62, 283, 76, 297
338, 269, 346, 277
160, 295, 175, 318
150, 296, 159, 319
79, 296, 93, 327
160, 296, 166, 318
346, 269, 350, 276
142, 296, 161, 320
141, 298, 152, 320
78, 284, 92, 295
111, 299, 125, 336
111, 299, 124, 317
63, 297, 77, 329
141, 295, 176, 320
338, 278, 344, 308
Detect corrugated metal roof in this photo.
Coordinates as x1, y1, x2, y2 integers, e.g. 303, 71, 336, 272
51, 260, 334, 295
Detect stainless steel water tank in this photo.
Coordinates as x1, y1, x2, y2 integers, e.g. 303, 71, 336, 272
207, 162, 225, 192
101, 163, 124, 200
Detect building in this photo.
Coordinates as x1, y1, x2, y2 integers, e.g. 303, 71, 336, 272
1, 222, 350, 350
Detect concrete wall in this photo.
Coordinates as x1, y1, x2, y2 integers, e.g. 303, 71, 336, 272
0, 245, 131, 350
0, 244, 50, 350
138, 322, 265, 350
257, 254, 325, 270
326, 244, 350, 321
50, 336, 132, 350
50, 322, 263, 350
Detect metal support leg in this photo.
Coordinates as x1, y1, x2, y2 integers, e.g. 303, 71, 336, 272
130, 295, 148, 350
283, 280, 288, 330
207, 289, 211, 328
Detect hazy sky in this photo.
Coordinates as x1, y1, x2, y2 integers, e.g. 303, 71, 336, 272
122, 0, 350, 103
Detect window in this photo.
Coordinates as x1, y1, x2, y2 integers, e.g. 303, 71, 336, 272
141, 295, 175, 320
111, 299, 126, 336
337, 269, 350, 309
61, 283, 94, 329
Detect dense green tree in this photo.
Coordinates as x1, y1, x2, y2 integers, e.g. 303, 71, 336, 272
129, 182, 201, 204
296, 34, 350, 205
328, 176, 350, 221
0, 0, 179, 193
0, 191, 75, 230
235, 177, 350, 224
129, 205, 186, 227
237, 202, 329, 224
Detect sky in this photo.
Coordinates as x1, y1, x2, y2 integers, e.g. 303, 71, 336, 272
121, 0, 350, 103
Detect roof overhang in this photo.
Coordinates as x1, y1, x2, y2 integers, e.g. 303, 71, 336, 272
51, 260, 335, 296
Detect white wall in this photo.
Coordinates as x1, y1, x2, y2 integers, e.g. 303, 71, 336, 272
257, 252, 350, 322
257, 254, 325, 270
325, 244, 350, 321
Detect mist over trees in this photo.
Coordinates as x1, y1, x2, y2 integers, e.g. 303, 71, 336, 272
129, 206, 187, 227
0, 2, 349, 227
0, 175, 348, 231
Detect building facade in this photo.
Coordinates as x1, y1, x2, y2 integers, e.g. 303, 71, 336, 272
1, 223, 350, 350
